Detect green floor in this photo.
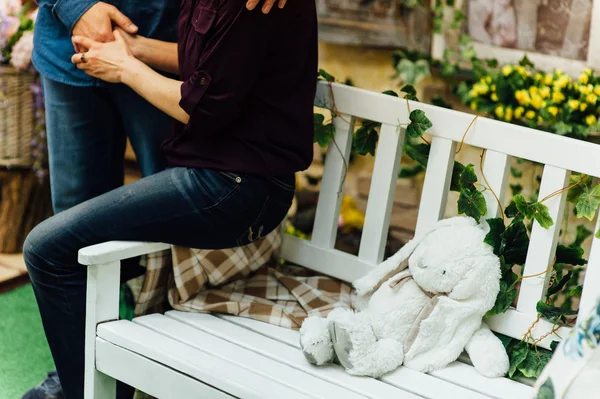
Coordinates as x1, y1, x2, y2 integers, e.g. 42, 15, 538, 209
0, 284, 54, 399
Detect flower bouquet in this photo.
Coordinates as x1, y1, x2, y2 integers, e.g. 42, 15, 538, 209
0, 0, 45, 173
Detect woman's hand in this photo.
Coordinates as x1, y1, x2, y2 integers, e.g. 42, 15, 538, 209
113, 27, 146, 59
71, 30, 140, 83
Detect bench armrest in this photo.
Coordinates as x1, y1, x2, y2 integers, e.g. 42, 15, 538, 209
78, 241, 170, 266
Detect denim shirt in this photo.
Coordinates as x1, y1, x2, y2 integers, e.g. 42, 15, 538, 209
32, 0, 179, 86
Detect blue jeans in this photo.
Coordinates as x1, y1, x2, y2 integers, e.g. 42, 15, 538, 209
42, 77, 172, 213
24, 167, 295, 399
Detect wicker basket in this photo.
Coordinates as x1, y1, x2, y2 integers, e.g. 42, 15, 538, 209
0, 66, 35, 168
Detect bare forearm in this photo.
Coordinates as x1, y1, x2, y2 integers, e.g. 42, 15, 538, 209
121, 58, 189, 124
133, 37, 179, 75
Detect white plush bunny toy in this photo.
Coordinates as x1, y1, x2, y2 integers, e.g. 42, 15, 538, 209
299, 216, 510, 378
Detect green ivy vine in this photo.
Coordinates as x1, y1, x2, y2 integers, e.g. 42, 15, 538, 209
312, 69, 600, 380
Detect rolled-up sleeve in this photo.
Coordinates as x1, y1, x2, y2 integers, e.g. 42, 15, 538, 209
52, 0, 99, 33
179, 3, 267, 135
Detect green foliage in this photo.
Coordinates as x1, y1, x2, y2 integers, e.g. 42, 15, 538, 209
507, 195, 553, 229
536, 379, 555, 399
394, 59, 431, 86
401, 85, 419, 101
317, 69, 335, 82
353, 121, 379, 156
430, 95, 453, 109
313, 114, 335, 148
536, 301, 578, 324
510, 184, 523, 195
406, 110, 433, 138
507, 342, 554, 380
456, 164, 487, 220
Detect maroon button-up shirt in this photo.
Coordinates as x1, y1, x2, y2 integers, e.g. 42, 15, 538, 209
161, 0, 317, 175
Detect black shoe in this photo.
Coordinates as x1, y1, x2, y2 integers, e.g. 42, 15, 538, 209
21, 371, 64, 399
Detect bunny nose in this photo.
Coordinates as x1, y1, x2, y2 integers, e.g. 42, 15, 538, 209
416, 262, 427, 269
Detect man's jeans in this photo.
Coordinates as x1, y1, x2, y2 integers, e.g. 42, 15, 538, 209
42, 77, 172, 213
24, 167, 295, 399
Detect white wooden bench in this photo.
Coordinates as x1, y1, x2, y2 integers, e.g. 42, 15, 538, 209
79, 81, 600, 399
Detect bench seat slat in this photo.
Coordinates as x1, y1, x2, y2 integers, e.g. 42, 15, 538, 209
97, 321, 310, 399
213, 314, 533, 399
133, 314, 362, 399
167, 311, 497, 399
95, 338, 234, 399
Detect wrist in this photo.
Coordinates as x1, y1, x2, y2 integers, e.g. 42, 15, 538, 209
130, 36, 148, 62
120, 56, 144, 85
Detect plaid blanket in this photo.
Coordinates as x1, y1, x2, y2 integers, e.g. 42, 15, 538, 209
133, 229, 357, 330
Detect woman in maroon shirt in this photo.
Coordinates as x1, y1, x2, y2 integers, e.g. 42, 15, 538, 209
24, 1, 317, 398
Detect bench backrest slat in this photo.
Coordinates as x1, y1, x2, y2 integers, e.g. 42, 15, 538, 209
415, 137, 456, 235
515, 166, 570, 314
310, 115, 354, 249
292, 81, 600, 350
358, 123, 405, 264
481, 150, 511, 220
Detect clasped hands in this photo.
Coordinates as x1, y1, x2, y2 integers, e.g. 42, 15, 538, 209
70, 0, 286, 83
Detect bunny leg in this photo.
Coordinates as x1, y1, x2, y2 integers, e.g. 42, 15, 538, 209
300, 315, 335, 366
329, 311, 404, 378
465, 322, 509, 377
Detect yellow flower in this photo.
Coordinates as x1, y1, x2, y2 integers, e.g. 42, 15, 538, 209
579, 73, 589, 85
540, 86, 551, 99
491, 93, 499, 102
515, 106, 525, 119
547, 106, 558, 117
502, 65, 513, 76
515, 90, 530, 105
568, 99, 580, 110
594, 85, 600, 96
531, 93, 544, 109
476, 83, 489, 95
495, 105, 505, 119
544, 74, 554, 86
580, 103, 588, 111
587, 114, 597, 126
579, 84, 592, 95
516, 66, 527, 77
485, 76, 492, 84
552, 90, 565, 103
491, 84, 497, 92
529, 86, 539, 95
469, 89, 479, 98
555, 68, 563, 76
554, 75, 570, 90
537, 116, 543, 123
587, 93, 598, 104
525, 110, 536, 119
584, 68, 593, 76
505, 107, 513, 122
470, 101, 478, 111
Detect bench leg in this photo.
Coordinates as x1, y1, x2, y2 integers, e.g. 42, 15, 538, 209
85, 262, 120, 399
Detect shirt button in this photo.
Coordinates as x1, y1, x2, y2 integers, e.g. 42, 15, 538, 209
200, 77, 207, 85
235, 177, 242, 183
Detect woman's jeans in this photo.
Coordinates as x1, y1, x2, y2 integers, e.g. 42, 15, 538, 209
24, 167, 295, 399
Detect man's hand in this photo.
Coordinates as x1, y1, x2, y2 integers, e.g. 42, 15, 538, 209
72, 2, 138, 51
246, 0, 287, 14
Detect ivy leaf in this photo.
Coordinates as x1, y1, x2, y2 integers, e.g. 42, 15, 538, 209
313, 114, 335, 148
513, 195, 553, 229
353, 124, 379, 156
519, 55, 534, 68
510, 167, 523, 178
449, 161, 466, 192
556, 244, 587, 266
403, 142, 430, 169
395, 59, 431, 86
459, 164, 478, 191
567, 175, 592, 203
486, 280, 518, 317
553, 121, 573, 136
406, 110, 433, 138
502, 218, 530, 266
398, 164, 425, 179
568, 285, 583, 298
547, 271, 573, 296
486, 58, 499, 68
536, 301, 578, 323
574, 225, 593, 246
495, 333, 514, 349
505, 201, 518, 218
318, 69, 335, 82
536, 379, 555, 399
575, 184, 600, 221
518, 349, 552, 379
484, 218, 505, 256
508, 342, 529, 378
458, 187, 487, 220
401, 85, 419, 101
382, 90, 399, 97
510, 184, 523, 196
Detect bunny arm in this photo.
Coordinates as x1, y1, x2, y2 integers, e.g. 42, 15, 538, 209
465, 322, 509, 377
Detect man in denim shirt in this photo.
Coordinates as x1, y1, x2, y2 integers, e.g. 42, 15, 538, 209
25, 0, 283, 397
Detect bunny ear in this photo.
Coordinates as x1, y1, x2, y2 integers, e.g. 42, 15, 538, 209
403, 255, 501, 373
353, 232, 424, 296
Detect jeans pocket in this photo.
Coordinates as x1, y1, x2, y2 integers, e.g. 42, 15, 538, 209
186, 168, 242, 212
